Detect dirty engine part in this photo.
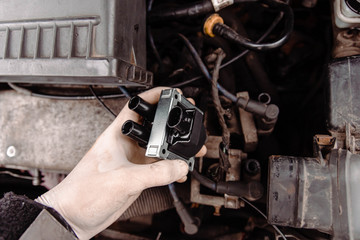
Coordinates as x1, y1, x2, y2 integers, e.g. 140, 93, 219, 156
268, 149, 360, 239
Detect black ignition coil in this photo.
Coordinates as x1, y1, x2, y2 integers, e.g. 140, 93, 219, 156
121, 88, 206, 170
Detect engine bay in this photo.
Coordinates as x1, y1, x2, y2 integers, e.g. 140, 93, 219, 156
1, 0, 360, 239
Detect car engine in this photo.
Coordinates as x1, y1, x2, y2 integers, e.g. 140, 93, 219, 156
1, 0, 360, 239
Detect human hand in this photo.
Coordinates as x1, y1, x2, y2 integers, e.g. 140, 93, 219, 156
35, 87, 206, 239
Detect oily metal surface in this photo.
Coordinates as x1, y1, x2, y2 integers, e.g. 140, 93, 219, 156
0, 90, 127, 172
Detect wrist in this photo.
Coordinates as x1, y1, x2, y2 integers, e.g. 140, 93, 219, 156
35, 191, 84, 239
34, 193, 79, 239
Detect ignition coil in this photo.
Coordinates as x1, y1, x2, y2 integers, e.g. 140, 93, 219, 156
121, 88, 206, 170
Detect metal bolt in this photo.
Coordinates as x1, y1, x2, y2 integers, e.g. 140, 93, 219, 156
6, 146, 16, 158
213, 206, 221, 216
32, 169, 40, 186
227, 200, 235, 208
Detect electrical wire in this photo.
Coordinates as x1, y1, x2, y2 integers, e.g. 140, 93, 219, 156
8, 83, 125, 100
148, 0, 154, 11
192, 168, 287, 239
211, 49, 231, 172
89, 86, 117, 118
170, 11, 285, 88
168, 183, 180, 202
239, 197, 288, 240
220, 12, 284, 68
32, 92, 125, 100
147, 0, 163, 69
148, 27, 163, 67
212, 0, 293, 51
177, 33, 237, 102
118, 86, 131, 99
149, 0, 266, 23
149, 0, 214, 23
0, 171, 36, 181
176, 33, 280, 122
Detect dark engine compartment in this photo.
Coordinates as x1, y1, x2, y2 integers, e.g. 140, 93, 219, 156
1, 0, 360, 239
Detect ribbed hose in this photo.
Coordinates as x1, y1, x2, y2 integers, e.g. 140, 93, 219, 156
119, 186, 173, 220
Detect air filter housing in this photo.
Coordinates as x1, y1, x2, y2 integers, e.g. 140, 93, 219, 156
0, 0, 152, 87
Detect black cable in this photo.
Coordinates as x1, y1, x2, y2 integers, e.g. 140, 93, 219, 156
170, 11, 285, 88
177, 33, 237, 102
192, 168, 263, 199
219, 12, 285, 68
147, 0, 163, 68
192, 169, 286, 239
118, 86, 131, 99
89, 86, 117, 118
31, 92, 125, 100
148, 27, 163, 67
149, 0, 263, 23
8, 83, 126, 100
191, 169, 216, 190
212, 0, 293, 51
170, 75, 202, 88
239, 197, 288, 239
147, 0, 154, 11
178, 34, 212, 82
149, 0, 214, 23
177, 34, 279, 121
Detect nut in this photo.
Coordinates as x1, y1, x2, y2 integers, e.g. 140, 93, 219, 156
6, 146, 16, 158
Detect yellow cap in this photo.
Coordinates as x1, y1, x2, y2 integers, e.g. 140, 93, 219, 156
203, 14, 224, 38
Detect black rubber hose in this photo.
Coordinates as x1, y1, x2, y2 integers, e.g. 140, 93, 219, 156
149, 0, 214, 23
216, 181, 263, 201
192, 169, 217, 190
191, 169, 263, 200
212, 0, 294, 51
170, 11, 285, 88
149, 0, 264, 23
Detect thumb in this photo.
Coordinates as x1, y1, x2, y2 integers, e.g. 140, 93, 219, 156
134, 160, 189, 190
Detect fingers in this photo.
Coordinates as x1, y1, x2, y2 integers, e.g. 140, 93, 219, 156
132, 159, 189, 190
187, 97, 195, 105
196, 145, 207, 157
177, 175, 188, 183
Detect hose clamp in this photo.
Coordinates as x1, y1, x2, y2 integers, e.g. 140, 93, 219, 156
211, 0, 234, 12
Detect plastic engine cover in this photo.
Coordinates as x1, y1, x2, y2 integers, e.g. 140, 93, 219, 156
0, 0, 152, 87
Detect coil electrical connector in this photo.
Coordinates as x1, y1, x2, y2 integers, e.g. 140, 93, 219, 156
121, 89, 207, 170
